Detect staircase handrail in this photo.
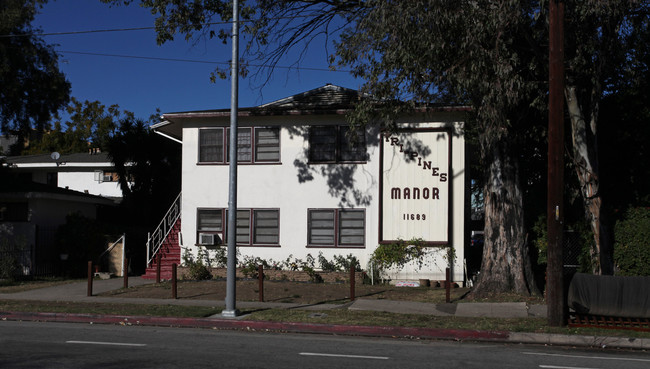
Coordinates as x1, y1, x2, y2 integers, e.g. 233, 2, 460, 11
146, 192, 181, 266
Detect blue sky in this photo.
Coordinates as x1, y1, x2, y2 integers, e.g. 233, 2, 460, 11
33, 0, 360, 121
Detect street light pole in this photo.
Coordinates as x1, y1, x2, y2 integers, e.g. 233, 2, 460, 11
222, 0, 240, 318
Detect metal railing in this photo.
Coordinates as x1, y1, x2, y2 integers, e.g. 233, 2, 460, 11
101, 233, 126, 276
146, 193, 181, 266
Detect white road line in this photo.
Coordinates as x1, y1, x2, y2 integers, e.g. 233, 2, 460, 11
66, 340, 146, 347
524, 352, 650, 363
539, 365, 600, 369
299, 352, 389, 360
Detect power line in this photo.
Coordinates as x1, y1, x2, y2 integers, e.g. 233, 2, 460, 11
0, 14, 329, 38
59, 50, 350, 73
0, 26, 154, 38
0, 20, 235, 38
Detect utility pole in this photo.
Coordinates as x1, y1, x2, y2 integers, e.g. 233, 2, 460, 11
547, 0, 566, 327
222, 0, 240, 318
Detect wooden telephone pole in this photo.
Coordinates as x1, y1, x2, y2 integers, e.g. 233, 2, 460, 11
547, 0, 566, 327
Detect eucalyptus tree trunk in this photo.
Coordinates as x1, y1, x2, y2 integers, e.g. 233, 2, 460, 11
565, 86, 613, 275
469, 137, 540, 298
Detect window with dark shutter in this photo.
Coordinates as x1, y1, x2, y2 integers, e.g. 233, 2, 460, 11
255, 127, 280, 162
309, 125, 366, 163
308, 209, 365, 247
199, 129, 224, 163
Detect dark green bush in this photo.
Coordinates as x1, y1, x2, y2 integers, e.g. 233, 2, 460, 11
239, 256, 270, 279
182, 247, 213, 280
614, 207, 650, 276
0, 234, 25, 280
187, 262, 212, 280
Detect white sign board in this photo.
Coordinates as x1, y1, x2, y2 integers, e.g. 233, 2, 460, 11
380, 129, 450, 244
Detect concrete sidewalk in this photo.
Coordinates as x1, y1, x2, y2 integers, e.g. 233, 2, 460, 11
1, 278, 649, 350
0, 277, 546, 317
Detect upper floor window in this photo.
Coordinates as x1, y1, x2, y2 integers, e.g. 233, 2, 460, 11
227, 128, 252, 162
198, 126, 280, 164
308, 125, 366, 163
199, 129, 224, 163
255, 128, 281, 162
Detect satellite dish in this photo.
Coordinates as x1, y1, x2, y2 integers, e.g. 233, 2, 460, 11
51, 152, 60, 161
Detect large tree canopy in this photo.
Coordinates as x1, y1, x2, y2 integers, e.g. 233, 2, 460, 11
22, 98, 133, 155
0, 0, 70, 137
106, 118, 182, 227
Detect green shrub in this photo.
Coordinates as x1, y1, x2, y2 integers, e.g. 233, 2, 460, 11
239, 256, 270, 279
614, 207, 650, 276
333, 254, 361, 272
187, 262, 212, 280
318, 252, 339, 272
369, 238, 429, 273
182, 247, 213, 280
0, 234, 26, 280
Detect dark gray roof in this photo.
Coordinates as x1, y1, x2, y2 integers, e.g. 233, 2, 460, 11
5, 151, 112, 165
0, 179, 117, 205
162, 84, 360, 116
257, 84, 360, 110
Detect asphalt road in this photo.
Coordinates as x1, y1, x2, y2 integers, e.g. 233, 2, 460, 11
1, 321, 649, 368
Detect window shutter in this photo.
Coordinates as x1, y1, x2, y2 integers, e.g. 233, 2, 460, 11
309, 210, 335, 245
253, 210, 279, 244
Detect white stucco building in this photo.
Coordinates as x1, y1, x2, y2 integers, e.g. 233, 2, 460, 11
4, 151, 125, 200
153, 85, 470, 283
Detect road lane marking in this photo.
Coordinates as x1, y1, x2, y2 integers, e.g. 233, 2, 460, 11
300, 352, 389, 360
539, 365, 599, 369
66, 340, 146, 347
524, 352, 650, 363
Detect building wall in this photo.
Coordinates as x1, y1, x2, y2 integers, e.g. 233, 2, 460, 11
180, 113, 467, 282
28, 197, 98, 228
12, 165, 123, 198
58, 170, 123, 198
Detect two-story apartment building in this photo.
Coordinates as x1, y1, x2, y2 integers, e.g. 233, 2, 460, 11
153, 84, 470, 283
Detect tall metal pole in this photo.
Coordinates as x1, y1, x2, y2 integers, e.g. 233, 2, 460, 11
222, 0, 240, 318
547, 0, 566, 327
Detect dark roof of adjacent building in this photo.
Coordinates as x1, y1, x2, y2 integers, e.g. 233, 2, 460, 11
0, 178, 117, 206
4, 151, 112, 166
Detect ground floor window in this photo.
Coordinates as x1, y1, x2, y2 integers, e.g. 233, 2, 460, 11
196, 208, 279, 246
307, 209, 365, 247
196, 209, 223, 246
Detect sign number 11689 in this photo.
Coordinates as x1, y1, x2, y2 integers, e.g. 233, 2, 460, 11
403, 213, 426, 221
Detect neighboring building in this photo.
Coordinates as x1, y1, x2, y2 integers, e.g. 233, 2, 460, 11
1, 151, 127, 275
3, 151, 125, 201
0, 180, 116, 275
152, 84, 470, 283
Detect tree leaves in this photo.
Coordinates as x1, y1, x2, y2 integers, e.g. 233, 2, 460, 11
0, 0, 71, 136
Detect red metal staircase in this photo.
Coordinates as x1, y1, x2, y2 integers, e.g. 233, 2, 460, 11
142, 193, 181, 280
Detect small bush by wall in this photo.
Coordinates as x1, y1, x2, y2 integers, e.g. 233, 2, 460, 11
614, 207, 650, 276
177, 267, 364, 285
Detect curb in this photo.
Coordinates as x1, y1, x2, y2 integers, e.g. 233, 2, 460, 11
2, 311, 649, 350
1, 311, 507, 342
508, 332, 650, 350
